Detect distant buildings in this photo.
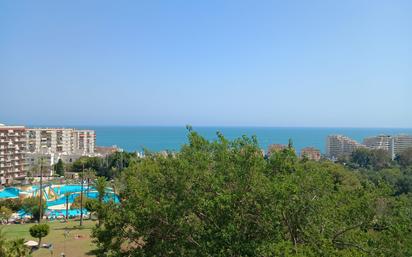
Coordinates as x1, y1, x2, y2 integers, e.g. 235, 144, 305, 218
0, 124, 27, 185
300, 147, 321, 161
363, 134, 412, 159
267, 144, 286, 156
389, 134, 412, 160
363, 135, 391, 151
326, 135, 364, 160
328, 134, 412, 160
95, 145, 122, 157
0, 124, 98, 184
25, 128, 96, 175
27, 128, 95, 155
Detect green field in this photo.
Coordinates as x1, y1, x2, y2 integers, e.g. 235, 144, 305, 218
1, 220, 96, 257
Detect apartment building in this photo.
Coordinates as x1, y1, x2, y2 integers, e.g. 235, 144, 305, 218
390, 134, 412, 159
75, 130, 95, 154
363, 134, 412, 159
0, 124, 27, 185
326, 135, 363, 159
27, 128, 76, 154
300, 147, 321, 161
27, 128, 95, 155
363, 135, 392, 151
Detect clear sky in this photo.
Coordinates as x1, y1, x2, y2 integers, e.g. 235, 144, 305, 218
0, 0, 411, 127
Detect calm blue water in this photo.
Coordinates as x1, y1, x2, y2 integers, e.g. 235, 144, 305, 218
73, 127, 412, 154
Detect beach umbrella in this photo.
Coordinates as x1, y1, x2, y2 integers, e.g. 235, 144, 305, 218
24, 240, 39, 247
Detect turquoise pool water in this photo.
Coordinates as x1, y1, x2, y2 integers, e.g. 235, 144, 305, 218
1, 184, 120, 217
0, 187, 20, 198
47, 191, 119, 207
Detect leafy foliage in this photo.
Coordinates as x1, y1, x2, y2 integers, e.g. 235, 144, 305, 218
70, 152, 140, 179
395, 147, 412, 167
350, 148, 391, 170
21, 197, 46, 221
71, 195, 89, 210
29, 223, 49, 246
0, 228, 31, 257
54, 159, 65, 176
92, 131, 412, 256
0, 198, 22, 212
0, 206, 12, 223
94, 176, 108, 226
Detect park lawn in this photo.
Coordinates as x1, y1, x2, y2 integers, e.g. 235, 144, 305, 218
1, 219, 97, 257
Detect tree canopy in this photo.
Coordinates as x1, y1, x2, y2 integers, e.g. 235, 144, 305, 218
29, 223, 49, 246
54, 159, 65, 176
92, 131, 412, 257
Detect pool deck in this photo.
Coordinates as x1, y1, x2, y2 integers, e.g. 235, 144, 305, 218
48, 203, 71, 210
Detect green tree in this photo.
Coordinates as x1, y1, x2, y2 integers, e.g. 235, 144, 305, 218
85, 198, 99, 220
84, 168, 96, 197
0, 228, 29, 257
351, 148, 391, 170
71, 195, 89, 210
0, 198, 22, 212
22, 197, 46, 221
92, 131, 409, 256
54, 159, 65, 176
395, 147, 412, 167
94, 176, 107, 226
7, 238, 31, 257
29, 223, 49, 247
0, 206, 12, 223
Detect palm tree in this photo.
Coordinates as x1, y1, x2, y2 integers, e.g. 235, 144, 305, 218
0, 228, 8, 257
8, 238, 30, 257
37, 157, 47, 223
84, 168, 96, 197
0, 229, 29, 257
94, 177, 107, 227
65, 192, 71, 221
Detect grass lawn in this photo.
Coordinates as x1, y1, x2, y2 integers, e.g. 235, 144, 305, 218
1, 219, 96, 257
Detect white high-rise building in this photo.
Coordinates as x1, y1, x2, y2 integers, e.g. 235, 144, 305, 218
27, 128, 95, 155
363, 135, 391, 151
0, 124, 27, 185
363, 134, 412, 160
389, 134, 412, 159
326, 135, 364, 159
75, 130, 95, 154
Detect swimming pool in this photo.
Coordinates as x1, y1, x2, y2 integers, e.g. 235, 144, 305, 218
47, 191, 119, 207
0, 187, 20, 198
1, 184, 120, 217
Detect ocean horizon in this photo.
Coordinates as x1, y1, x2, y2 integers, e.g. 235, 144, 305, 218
29, 126, 412, 154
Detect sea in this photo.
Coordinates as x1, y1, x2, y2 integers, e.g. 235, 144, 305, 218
68, 126, 412, 154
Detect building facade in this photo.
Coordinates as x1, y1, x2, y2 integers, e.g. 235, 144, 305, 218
26, 128, 96, 175
326, 135, 363, 159
95, 145, 122, 157
0, 124, 27, 185
363, 135, 392, 151
300, 147, 321, 161
363, 134, 412, 159
75, 130, 95, 154
27, 128, 95, 155
390, 134, 412, 159
27, 128, 76, 154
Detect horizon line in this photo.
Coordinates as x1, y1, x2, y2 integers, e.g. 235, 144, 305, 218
22, 124, 412, 130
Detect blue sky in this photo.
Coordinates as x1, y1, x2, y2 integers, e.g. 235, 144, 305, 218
0, 0, 411, 127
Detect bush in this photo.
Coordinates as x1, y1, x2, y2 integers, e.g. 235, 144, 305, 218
0, 198, 22, 212
0, 206, 12, 223
29, 224, 50, 246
